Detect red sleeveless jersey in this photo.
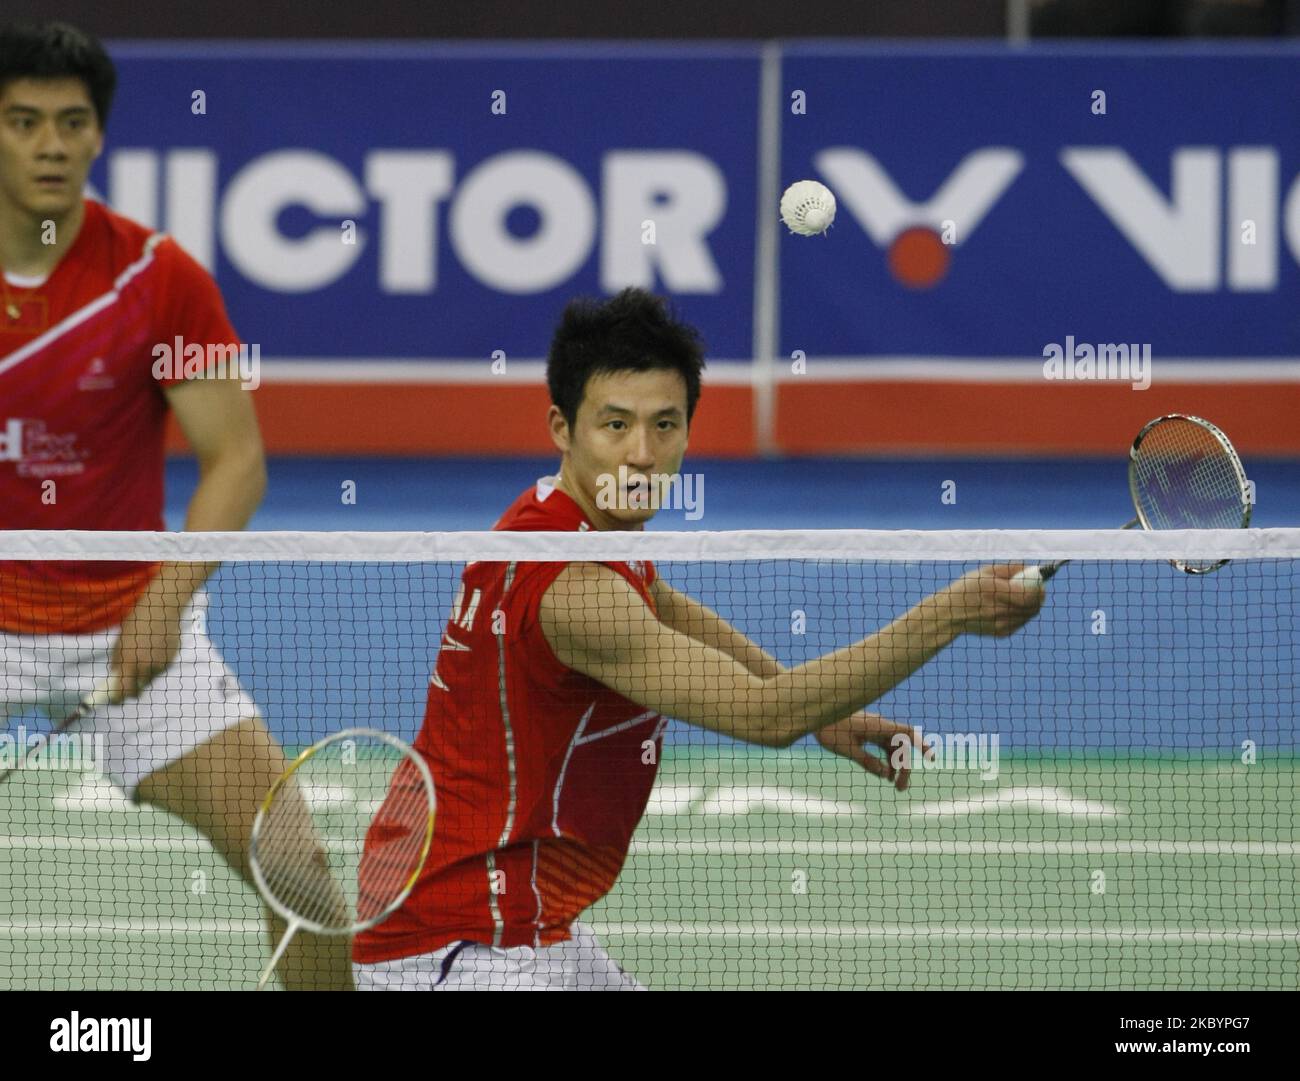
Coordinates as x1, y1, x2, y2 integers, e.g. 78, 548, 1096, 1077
0, 199, 242, 633
353, 478, 665, 962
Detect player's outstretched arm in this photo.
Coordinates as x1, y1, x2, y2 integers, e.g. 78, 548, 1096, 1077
650, 578, 932, 787
540, 562, 1043, 748
648, 577, 783, 678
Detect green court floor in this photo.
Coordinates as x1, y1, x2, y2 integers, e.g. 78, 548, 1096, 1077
1, 749, 1295, 990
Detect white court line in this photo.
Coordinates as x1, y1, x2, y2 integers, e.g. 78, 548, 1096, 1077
629, 840, 1300, 857
0, 918, 265, 937
909, 787, 1122, 819
0, 836, 362, 853
590, 924, 1300, 945
0, 918, 1295, 945
1, 837, 1298, 856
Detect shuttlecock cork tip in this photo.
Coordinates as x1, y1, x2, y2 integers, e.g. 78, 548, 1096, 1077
802, 207, 830, 232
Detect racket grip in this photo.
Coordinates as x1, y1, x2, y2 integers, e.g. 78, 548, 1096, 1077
64, 676, 124, 726
1012, 560, 1068, 586
84, 676, 124, 711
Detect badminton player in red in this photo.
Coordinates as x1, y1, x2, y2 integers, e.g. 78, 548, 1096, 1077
0, 20, 350, 989
353, 288, 1044, 990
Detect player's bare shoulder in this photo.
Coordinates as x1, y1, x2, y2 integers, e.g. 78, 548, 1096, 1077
539, 561, 656, 667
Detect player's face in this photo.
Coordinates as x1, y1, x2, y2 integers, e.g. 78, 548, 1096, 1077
0, 78, 103, 221
555, 368, 690, 528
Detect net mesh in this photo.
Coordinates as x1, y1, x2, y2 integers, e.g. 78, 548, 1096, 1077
0, 528, 1295, 990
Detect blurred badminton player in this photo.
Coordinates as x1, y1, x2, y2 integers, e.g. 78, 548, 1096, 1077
352, 288, 1044, 990
0, 21, 350, 989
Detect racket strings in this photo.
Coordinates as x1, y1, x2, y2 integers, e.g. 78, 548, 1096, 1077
1131, 417, 1249, 573
256, 781, 355, 932
356, 759, 434, 925
252, 738, 434, 937
1132, 419, 1246, 531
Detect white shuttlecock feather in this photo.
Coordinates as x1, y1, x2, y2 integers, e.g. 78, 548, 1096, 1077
780, 180, 837, 236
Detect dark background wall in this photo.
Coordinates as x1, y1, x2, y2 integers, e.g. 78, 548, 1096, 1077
4, 1, 1007, 39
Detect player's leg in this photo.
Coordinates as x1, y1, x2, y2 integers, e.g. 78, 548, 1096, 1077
134, 715, 354, 990
63, 592, 351, 989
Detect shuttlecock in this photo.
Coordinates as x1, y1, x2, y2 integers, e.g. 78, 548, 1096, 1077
780, 180, 836, 236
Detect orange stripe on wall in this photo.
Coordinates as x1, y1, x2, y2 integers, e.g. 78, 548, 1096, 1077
164, 383, 756, 456
776, 382, 1300, 456
164, 381, 1299, 456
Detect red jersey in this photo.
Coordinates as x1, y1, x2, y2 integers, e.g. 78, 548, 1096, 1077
354, 478, 666, 963
0, 199, 242, 633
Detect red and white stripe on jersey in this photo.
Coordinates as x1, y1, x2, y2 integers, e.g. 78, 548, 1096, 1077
354, 478, 667, 964
0, 199, 243, 633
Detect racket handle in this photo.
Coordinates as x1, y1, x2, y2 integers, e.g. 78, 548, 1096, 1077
1013, 560, 1068, 586
79, 676, 123, 714
55, 676, 123, 732
257, 916, 304, 991
1013, 520, 1137, 586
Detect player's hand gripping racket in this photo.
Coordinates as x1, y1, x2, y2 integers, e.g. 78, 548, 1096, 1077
250, 727, 435, 991
1013, 413, 1252, 587
0, 676, 124, 785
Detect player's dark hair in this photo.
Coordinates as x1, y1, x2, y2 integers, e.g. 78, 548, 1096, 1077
547, 288, 707, 430
0, 21, 116, 130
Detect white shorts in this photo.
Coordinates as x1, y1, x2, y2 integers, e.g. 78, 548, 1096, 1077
0, 591, 260, 794
353, 922, 646, 991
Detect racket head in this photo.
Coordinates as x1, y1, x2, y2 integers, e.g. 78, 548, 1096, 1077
249, 727, 435, 936
1127, 413, 1251, 574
